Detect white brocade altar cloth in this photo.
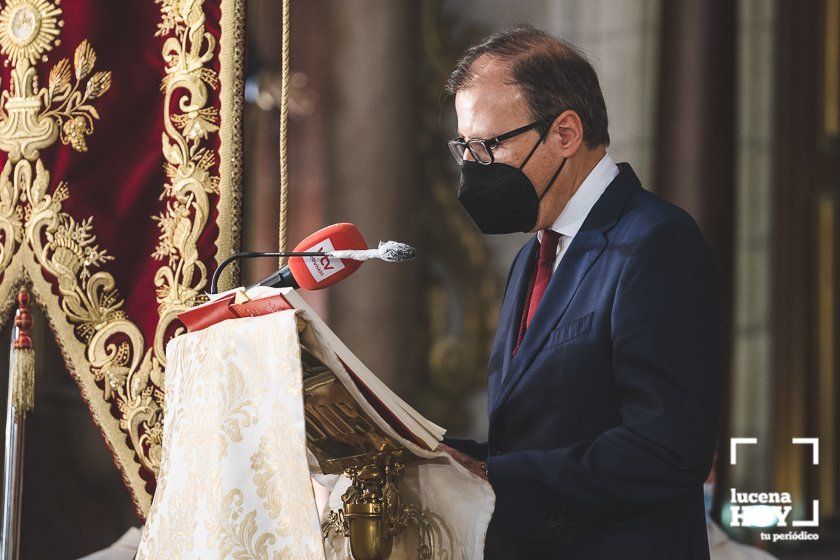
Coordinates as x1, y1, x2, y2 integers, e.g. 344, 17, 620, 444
137, 309, 494, 559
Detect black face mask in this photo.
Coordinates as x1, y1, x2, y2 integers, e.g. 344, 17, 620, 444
457, 135, 567, 234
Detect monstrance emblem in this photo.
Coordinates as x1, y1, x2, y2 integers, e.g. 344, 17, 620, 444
0, 0, 62, 67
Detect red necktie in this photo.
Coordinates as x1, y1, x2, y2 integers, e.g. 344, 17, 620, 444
513, 230, 560, 356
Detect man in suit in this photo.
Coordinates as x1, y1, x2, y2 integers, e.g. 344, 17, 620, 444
441, 25, 721, 559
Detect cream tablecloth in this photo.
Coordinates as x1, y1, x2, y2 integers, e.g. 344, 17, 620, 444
137, 309, 493, 559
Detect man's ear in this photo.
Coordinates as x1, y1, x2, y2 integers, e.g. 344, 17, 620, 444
549, 110, 583, 158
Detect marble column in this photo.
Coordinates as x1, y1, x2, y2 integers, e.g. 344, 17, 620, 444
323, 0, 421, 392
728, 0, 776, 513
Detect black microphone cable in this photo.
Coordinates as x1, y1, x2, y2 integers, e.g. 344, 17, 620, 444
210, 251, 325, 294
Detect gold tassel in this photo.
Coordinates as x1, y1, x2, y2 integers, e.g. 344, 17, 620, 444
12, 346, 34, 418
11, 288, 34, 419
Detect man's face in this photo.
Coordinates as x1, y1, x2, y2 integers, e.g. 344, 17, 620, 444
454, 58, 564, 231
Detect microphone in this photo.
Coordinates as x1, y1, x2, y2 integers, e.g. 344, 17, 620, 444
261, 239, 416, 291
283, 223, 369, 290
209, 223, 416, 294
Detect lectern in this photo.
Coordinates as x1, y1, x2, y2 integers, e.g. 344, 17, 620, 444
137, 288, 494, 559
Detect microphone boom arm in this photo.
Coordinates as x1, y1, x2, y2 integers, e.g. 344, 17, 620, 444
210, 251, 325, 294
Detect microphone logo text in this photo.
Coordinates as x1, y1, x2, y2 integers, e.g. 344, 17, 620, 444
304, 239, 345, 282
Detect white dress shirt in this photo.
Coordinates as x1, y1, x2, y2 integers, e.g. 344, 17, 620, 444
537, 152, 619, 272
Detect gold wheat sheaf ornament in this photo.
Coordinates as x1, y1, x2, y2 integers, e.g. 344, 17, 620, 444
0, 0, 232, 514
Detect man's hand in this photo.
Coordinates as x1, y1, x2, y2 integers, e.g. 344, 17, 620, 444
439, 443, 488, 481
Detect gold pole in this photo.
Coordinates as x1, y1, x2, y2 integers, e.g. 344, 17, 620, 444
1, 289, 35, 560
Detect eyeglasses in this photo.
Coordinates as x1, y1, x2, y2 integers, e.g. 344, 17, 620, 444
447, 116, 555, 165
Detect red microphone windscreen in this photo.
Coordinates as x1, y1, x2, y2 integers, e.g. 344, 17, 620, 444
288, 223, 367, 290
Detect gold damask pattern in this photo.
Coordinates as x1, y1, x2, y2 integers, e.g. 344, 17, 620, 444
141, 308, 494, 559
137, 311, 324, 559
0, 0, 243, 514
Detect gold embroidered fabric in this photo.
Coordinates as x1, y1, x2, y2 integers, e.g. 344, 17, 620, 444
138, 310, 325, 559
140, 309, 495, 559
0, 0, 244, 514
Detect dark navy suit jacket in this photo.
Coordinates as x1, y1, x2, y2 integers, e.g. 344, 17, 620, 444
448, 163, 720, 559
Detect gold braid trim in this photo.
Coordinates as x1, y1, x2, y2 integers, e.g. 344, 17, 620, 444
277, 0, 290, 266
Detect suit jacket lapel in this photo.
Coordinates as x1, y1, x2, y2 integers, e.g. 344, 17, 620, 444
491, 231, 606, 414
490, 162, 641, 417
487, 237, 537, 410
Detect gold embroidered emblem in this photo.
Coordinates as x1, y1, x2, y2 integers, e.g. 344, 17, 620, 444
0, 0, 61, 67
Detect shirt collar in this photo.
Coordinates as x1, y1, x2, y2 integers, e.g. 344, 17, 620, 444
538, 152, 619, 242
